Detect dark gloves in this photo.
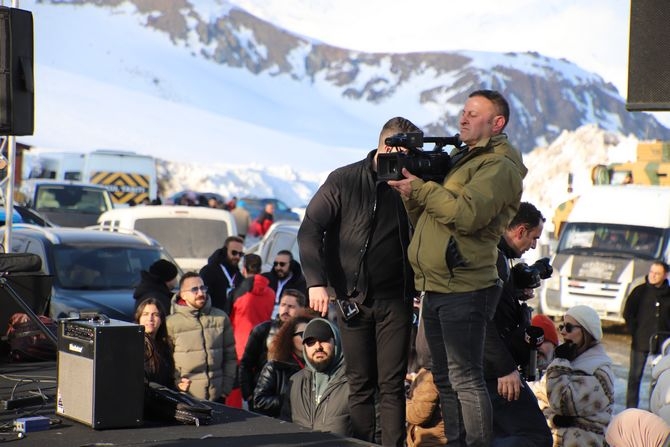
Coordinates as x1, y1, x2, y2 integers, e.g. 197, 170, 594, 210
554, 342, 579, 361
552, 414, 577, 427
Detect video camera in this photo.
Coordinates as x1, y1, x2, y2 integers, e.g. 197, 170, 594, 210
377, 132, 462, 183
511, 257, 553, 292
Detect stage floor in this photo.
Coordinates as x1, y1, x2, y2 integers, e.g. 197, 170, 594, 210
0, 360, 375, 446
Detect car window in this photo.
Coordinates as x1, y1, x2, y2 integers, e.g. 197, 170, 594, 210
134, 218, 231, 260
266, 231, 298, 263
54, 245, 162, 289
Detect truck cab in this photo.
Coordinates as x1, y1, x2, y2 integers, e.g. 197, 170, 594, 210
540, 185, 670, 323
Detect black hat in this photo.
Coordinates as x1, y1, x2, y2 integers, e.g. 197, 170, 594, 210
149, 259, 178, 282
302, 319, 334, 344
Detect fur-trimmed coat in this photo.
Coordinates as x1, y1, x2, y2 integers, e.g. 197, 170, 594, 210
530, 343, 615, 447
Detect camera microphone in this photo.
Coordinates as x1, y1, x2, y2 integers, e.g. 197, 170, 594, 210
524, 326, 544, 381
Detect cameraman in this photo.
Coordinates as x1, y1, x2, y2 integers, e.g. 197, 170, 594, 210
298, 117, 420, 446
484, 202, 552, 447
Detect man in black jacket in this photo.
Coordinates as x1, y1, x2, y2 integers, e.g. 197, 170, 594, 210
298, 117, 419, 446
624, 260, 670, 408
199, 236, 244, 312
483, 202, 552, 447
262, 250, 307, 317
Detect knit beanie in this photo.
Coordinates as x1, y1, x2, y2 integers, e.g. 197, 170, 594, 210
531, 314, 559, 346
565, 305, 603, 341
149, 259, 178, 282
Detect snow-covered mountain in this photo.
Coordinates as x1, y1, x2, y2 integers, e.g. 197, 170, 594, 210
11, 0, 654, 212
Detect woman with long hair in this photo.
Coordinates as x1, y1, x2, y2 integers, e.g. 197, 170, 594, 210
135, 297, 176, 389
531, 305, 615, 447
252, 315, 312, 417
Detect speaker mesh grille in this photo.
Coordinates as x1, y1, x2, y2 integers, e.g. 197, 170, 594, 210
627, 0, 670, 110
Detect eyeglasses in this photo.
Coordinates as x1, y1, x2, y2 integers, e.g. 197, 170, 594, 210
293, 331, 304, 338
303, 337, 331, 347
274, 261, 287, 267
230, 250, 245, 257
559, 322, 582, 333
182, 285, 208, 294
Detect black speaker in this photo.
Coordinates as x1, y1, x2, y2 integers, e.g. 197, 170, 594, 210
0, 6, 34, 135
56, 319, 145, 429
627, 0, 670, 111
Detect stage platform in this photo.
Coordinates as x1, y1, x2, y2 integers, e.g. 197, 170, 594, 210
0, 360, 375, 446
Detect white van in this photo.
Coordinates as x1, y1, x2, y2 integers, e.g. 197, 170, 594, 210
540, 185, 670, 323
95, 206, 237, 272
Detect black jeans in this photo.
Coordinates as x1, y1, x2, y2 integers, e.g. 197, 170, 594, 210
337, 297, 412, 447
487, 379, 552, 447
422, 284, 501, 447
626, 348, 649, 408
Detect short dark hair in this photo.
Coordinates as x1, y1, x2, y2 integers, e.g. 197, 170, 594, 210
223, 235, 244, 249
243, 253, 262, 275
281, 289, 307, 307
508, 202, 545, 230
276, 250, 293, 261
469, 90, 510, 130
652, 260, 670, 274
379, 117, 421, 147
179, 271, 201, 288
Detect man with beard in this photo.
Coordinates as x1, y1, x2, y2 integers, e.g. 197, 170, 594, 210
239, 289, 307, 410
200, 235, 245, 312
530, 314, 559, 376
483, 202, 552, 446
285, 318, 351, 437
262, 250, 307, 318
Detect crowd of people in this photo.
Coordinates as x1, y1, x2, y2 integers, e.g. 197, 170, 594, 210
128, 89, 670, 447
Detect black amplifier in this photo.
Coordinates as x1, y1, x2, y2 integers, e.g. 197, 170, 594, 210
56, 318, 145, 429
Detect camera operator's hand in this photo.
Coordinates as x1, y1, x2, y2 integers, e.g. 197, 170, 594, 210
308, 286, 330, 317
520, 288, 535, 300
497, 370, 523, 402
387, 168, 419, 199
554, 342, 579, 361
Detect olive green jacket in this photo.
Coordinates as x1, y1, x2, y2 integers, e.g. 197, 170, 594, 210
405, 134, 526, 293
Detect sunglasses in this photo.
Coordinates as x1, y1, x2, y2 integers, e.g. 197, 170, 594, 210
293, 331, 304, 338
230, 250, 245, 257
182, 285, 208, 294
559, 322, 582, 333
274, 261, 288, 267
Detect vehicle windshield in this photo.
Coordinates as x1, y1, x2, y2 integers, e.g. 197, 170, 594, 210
35, 185, 112, 214
54, 245, 163, 289
134, 218, 230, 259
557, 222, 665, 259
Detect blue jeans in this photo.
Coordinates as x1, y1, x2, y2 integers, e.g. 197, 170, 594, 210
423, 285, 501, 447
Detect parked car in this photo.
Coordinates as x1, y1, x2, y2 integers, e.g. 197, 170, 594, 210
0, 205, 55, 227
246, 220, 300, 272
0, 224, 180, 321
18, 179, 115, 227
237, 197, 300, 222
95, 205, 237, 272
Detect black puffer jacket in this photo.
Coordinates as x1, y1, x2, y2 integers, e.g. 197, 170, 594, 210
199, 248, 243, 312
239, 319, 280, 400
298, 149, 414, 303
253, 358, 302, 418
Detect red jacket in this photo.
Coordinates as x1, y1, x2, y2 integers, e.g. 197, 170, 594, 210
230, 275, 275, 360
